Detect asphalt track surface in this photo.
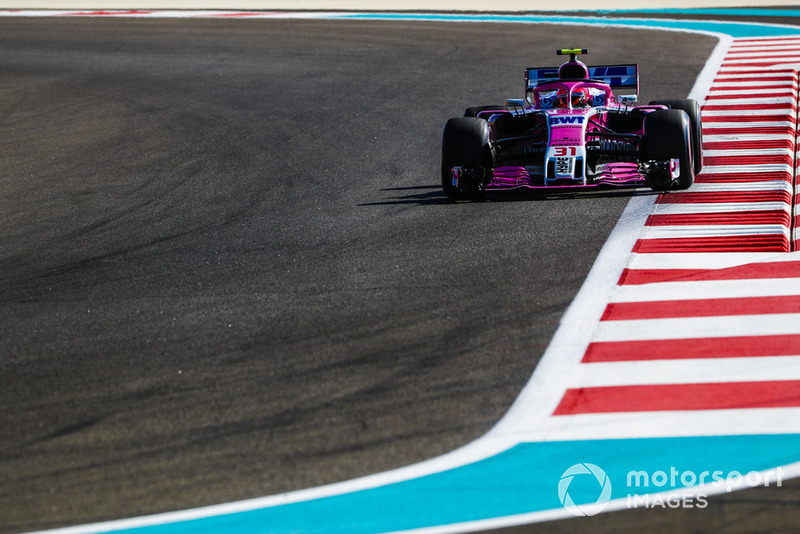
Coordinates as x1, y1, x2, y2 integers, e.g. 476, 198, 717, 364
0, 15, 788, 534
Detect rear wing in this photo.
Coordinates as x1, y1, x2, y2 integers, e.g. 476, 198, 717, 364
526, 64, 639, 94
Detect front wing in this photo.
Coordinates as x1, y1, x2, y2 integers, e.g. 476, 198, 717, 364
475, 158, 681, 191
483, 163, 646, 190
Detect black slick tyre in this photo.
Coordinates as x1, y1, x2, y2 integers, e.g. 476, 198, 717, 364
649, 99, 703, 174
441, 117, 493, 200
642, 109, 695, 191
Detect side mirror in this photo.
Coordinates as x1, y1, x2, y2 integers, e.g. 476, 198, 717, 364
619, 95, 638, 105
505, 98, 525, 109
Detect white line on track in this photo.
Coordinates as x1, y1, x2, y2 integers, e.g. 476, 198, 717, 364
703, 109, 795, 120
626, 251, 790, 269
706, 91, 798, 99
719, 66, 800, 72
703, 148, 795, 157
640, 223, 788, 238
576, 356, 800, 387
715, 70, 797, 76
702, 121, 796, 129
652, 202, 790, 214
703, 108, 796, 116
704, 104, 796, 109
688, 180, 793, 191
724, 57, 800, 64
730, 42, 800, 49
695, 164, 793, 174
728, 50, 800, 57
704, 133, 796, 142
593, 313, 800, 342
708, 81, 797, 88
705, 93, 797, 100
612, 278, 800, 302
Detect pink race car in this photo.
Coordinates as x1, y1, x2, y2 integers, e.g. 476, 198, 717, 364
441, 48, 703, 200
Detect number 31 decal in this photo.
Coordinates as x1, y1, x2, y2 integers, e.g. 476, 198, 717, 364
553, 146, 578, 156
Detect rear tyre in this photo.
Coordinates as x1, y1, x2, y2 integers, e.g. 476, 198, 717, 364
441, 117, 493, 200
642, 109, 695, 191
649, 99, 703, 174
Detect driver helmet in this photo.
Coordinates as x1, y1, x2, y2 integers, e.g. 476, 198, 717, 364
553, 87, 569, 108
571, 88, 590, 108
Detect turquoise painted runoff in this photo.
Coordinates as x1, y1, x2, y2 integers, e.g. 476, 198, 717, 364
597, 9, 800, 18
109, 434, 800, 533
341, 13, 800, 38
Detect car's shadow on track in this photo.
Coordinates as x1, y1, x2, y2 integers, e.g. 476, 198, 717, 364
360, 185, 451, 206
362, 185, 662, 206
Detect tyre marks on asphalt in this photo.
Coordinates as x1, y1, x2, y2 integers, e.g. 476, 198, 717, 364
550, 37, 800, 427
24, 21, 800, 534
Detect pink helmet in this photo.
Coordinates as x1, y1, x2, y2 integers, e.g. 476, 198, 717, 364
571, 88, 590, 108
553, 87, 569, 108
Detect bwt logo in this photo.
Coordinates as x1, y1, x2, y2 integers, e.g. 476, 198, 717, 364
549, 116, 585, 125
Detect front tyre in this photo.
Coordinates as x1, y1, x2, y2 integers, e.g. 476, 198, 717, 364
441, 117, 493, 200
649, 99, 703, 174
642, 109, 695, 191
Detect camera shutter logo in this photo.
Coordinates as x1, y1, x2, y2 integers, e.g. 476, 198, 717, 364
558, 463, 612, 516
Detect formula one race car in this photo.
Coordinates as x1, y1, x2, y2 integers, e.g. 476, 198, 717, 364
442, 48, 702, 199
